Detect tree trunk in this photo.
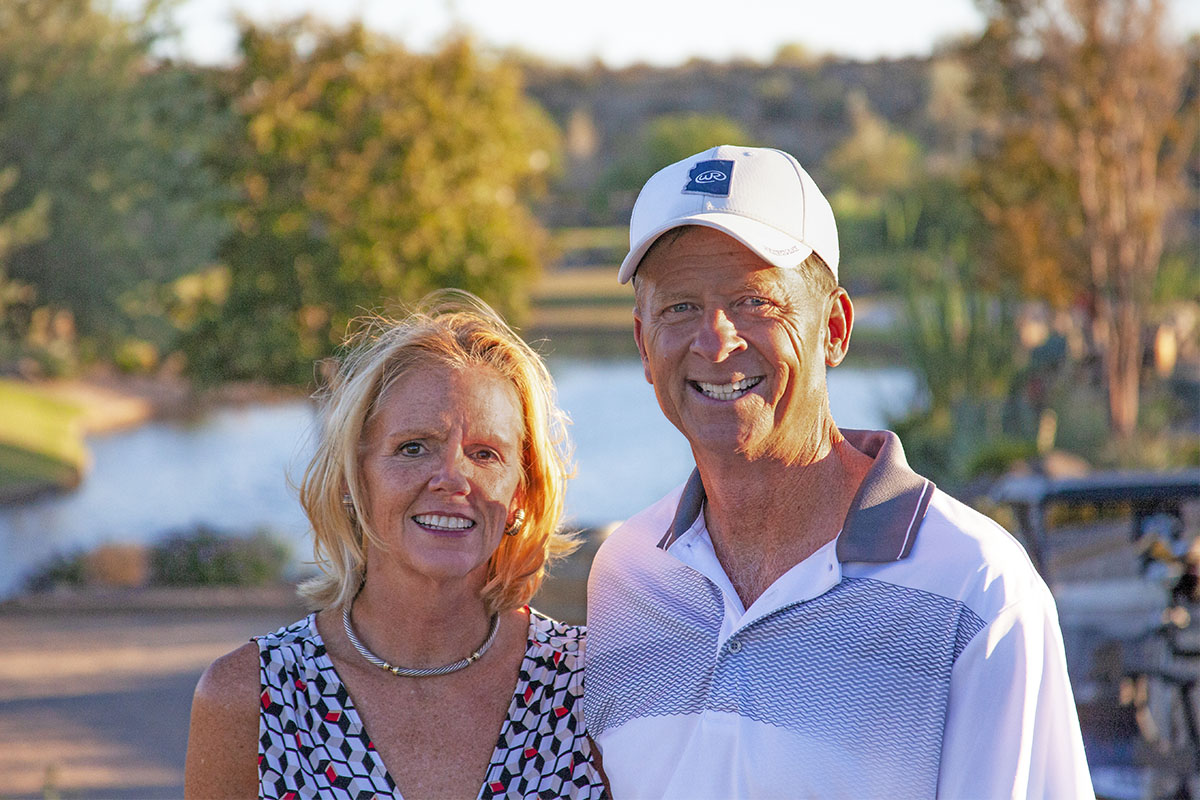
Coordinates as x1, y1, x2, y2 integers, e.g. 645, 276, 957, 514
1107, 298, 1141, 437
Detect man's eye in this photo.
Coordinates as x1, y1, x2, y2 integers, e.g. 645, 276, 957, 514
667, 302, 691, 314
743, 297, 769, 307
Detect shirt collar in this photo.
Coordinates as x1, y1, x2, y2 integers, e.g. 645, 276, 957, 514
656, 429, 935, 563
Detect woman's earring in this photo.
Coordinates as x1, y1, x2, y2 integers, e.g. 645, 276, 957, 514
504, 509, 526, 537
342, 493, 355, 518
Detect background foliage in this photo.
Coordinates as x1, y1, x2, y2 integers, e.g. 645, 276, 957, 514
176, 20, 560, 384
0, 0, 228, 369
0, 0, 1195, 492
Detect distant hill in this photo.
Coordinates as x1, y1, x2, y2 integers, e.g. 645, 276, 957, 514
520, 56, 937, 227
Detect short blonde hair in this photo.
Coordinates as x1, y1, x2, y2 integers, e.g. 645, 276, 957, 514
297, 290, 576, 614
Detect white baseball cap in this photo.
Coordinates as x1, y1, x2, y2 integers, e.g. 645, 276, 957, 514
617, 145, 839, 284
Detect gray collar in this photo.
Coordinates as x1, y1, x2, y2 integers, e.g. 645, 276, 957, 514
657, 429, 935, 563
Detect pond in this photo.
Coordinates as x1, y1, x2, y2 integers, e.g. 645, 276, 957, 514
0, 359, 918, 597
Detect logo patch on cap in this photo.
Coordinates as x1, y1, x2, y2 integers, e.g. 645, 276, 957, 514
683, 160, 734, 196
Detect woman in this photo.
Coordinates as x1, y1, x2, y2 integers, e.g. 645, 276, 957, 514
185, 292, 606, 799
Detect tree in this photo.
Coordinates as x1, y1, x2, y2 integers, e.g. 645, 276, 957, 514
0, 0, 229, 355
965, 0, 1197, 436
180, 21, 559, 384
0, 167, 49, 362
827, 91, 925, 248
595, 112, 755, 214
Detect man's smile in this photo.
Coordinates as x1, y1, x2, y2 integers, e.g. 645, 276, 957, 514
689, 376, 764, 401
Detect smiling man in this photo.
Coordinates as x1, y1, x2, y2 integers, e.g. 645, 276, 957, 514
584, 146, 1094, 798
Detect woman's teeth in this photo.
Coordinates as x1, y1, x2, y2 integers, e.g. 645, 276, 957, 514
414, 514, 475, 531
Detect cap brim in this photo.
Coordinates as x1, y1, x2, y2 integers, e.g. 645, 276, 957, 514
617, 212, 814, 284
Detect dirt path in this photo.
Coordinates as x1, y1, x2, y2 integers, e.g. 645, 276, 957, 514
0, 588, 308, 800
0, 550, 594, 800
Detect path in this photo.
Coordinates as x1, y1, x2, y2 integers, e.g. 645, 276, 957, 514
0, 588, 308, 799
0, 534, 597, 800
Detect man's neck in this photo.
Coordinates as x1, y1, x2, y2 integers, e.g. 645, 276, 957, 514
695, 433, 874, 609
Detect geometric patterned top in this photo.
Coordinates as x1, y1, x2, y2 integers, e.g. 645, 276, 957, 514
257, 609, 608, 799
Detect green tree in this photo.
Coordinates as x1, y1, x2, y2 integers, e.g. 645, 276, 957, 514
0, 0, 228, 358
0, 167, 49, 362
180, 21, 559, 384
827, 91, 925, 248
596, 112, 755, 207
965, 0, 1196, 437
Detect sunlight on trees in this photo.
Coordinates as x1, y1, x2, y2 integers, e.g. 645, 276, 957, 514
0, 0, 228, 367
178, 20, 561, 384
966, 0, 1197, 437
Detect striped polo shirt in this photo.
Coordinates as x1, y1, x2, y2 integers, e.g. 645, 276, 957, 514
584, 429, 1093, 799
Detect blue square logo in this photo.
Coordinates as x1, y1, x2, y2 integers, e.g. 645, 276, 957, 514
683, 159, 734, 196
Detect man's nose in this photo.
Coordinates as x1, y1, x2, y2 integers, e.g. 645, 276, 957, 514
690, 309, 746, 361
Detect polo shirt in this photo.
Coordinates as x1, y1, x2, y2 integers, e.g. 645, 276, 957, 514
584, 429, 1094, 799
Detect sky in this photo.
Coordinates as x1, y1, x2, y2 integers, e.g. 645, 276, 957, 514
139, 0, 1200, 68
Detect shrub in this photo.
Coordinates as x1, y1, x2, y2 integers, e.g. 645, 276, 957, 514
83, 543, 149, 588
23, 549, 87, 592
149, 527, 290, 587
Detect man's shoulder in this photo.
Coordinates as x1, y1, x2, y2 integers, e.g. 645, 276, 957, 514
899, 487, 1053, 621
588, 479, 690, 580
603, 480, 689, 548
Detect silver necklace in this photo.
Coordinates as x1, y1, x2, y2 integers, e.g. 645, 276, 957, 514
342, 604, 500, 678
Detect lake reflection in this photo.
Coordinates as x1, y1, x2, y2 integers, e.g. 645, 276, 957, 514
0, 359, 917, 596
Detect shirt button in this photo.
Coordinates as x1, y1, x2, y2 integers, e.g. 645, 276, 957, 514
728, 640, 743, 653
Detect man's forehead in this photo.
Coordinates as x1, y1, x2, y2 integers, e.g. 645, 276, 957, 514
638, 230, 792, 289
642, 225, 757, 262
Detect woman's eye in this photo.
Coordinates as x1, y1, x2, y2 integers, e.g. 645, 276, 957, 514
398, 441, 424, 456
473, 448, 499, 462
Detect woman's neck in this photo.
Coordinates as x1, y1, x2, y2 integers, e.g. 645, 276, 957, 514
348, 565, 494, 670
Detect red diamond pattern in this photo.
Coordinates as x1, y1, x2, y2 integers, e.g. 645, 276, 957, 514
255, 611, 606, 798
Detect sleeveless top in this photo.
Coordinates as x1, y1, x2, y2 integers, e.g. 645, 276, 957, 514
257, 609, 607, 800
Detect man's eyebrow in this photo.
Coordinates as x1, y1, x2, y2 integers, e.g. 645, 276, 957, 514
646, 287, 693, 306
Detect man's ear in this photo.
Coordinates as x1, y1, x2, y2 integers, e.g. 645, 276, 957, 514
824, 288, 854, 367
633, 308, 653, 385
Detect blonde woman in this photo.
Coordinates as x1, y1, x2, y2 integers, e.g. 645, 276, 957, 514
185, 292, 606, 799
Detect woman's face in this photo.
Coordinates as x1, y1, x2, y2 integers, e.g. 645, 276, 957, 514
358, 362, 525, 590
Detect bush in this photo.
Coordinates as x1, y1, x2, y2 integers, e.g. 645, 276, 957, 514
149, 527, 290, 587
84, 543, 149, 588
23, 527, 293, 593
23, 549, 87, 592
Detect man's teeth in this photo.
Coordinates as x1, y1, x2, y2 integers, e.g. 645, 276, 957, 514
695, 377, 762, 400
414, 514, 475, 531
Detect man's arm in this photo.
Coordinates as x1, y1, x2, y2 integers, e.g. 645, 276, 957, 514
937, 593, 1094, 799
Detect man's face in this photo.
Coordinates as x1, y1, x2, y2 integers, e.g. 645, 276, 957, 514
633, 226, 850, 464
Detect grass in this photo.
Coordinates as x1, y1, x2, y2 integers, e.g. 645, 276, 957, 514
527, 263, 635, 354
531, 265, 632, 305
0, 378, 88, 495
550, 226, 628, 253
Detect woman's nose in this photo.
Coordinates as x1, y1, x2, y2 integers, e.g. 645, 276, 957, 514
428, 451, 470, 494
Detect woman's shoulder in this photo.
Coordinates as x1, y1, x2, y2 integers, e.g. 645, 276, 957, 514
256, 613, 318, 648
191, 639, 260, 722
526, 607, 586, 662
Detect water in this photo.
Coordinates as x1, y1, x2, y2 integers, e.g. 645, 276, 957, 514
0, 359, 917, 596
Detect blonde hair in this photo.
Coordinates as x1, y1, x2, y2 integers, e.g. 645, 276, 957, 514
297, 290, 576, 614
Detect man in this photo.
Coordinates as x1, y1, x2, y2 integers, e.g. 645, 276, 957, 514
584, 145, 1093, 798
